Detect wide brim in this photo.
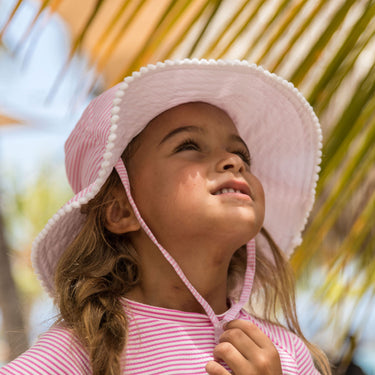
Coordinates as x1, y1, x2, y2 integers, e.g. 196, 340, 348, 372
32, 59, 322, 296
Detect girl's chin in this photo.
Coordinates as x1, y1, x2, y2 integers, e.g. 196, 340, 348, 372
213, 225, 261, 244
217, 217, 263, 235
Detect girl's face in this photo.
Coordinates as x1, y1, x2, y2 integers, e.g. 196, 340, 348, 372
127, 102, 265, 252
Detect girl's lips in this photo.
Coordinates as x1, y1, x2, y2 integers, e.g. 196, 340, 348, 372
213, 189, 253, 202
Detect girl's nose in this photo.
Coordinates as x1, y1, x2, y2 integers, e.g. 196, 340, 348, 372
216, 153, 244, 173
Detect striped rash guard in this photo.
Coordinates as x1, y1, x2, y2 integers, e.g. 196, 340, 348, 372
0, 297, 319, 374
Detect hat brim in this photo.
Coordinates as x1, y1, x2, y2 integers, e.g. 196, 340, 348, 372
32, 60, 322, 296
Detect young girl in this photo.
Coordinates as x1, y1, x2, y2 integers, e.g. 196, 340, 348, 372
1, 59, 331, 375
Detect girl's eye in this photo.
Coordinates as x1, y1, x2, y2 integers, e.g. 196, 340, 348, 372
233, 150, 252, 165
174, 139, 200, 153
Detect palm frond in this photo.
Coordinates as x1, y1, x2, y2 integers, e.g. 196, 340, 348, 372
46, 0, 106, 101
186, 0, 224, 57
200, 0, 250, 59
206, 0, 265, 59
254, 0, 306, 65
268, 0, 327, 72
160, 0, 215, 60
290, 0, 359, 85
118, 0, 210, 81
322, 61, 375, 172
94, 0, 150, 79
307, 1, 375, 107
292, 119, 375, 272
241, 0, 293, 61
91, 0, 135, 59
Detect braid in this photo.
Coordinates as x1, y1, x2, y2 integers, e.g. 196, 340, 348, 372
54, 171, 140, 375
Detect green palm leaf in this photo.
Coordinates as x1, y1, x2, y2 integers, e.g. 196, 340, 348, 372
289, 0, 358, 86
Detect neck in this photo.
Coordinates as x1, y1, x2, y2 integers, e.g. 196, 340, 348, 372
126, 231, 236, 315
126, 275, 229, 314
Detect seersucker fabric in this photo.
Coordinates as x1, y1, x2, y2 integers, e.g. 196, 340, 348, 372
0, 299, 320, 374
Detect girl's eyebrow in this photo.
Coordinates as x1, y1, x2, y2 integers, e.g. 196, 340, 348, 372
230, 134, 251, 154
158, 125, 250, 154
158, 125, 204, 146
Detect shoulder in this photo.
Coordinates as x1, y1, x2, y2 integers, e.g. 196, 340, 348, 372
261, 320, 321, 374
239, 311, 321, 374
0, 325, 91, 375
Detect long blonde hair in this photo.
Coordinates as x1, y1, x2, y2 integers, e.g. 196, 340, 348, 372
55, 160, 331, 375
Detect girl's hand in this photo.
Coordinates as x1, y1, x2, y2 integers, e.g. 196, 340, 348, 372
206, 319, 282, 375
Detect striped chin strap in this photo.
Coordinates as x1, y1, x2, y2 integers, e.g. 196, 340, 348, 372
115, 159, 256, 342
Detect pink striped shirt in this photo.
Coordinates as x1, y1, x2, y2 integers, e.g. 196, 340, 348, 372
0, 298, 319, 374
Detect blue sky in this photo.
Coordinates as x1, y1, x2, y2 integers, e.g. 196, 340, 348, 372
0, 0, 90, 186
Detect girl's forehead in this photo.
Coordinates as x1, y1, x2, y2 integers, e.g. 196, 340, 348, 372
141, 101, 239, 139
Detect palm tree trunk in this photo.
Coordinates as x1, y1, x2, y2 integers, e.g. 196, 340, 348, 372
0, 207, 28, 361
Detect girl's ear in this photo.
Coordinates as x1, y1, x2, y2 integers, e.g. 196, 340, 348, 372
105, 190, 140, 234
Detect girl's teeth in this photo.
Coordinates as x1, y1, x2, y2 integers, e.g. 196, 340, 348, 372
215, 188, 243, 195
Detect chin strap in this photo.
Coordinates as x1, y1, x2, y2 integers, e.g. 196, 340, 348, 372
115, 159, 256, 343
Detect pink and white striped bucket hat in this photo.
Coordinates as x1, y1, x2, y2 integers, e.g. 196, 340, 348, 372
32, 59, 322, 296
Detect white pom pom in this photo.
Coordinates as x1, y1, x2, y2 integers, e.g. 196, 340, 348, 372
111, 106, 120, 115
110, 124, 118, 132
119, 81, 129, 89
103, 152, 112, 160
115, 89, 124, 97
111, 115, 119, 124
79, 197, 88, 205
108, 133, 117, 141
65, 204, 73, 213
71, 201, 80, 209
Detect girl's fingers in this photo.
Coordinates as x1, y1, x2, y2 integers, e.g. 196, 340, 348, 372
224, 319, 275, 350
216, 319, 282, 375
205, 360, 231, 375
220, 322, 260, 359
212, 341, 251, 374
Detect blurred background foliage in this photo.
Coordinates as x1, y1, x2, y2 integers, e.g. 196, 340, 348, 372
0, 0, 374, 372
